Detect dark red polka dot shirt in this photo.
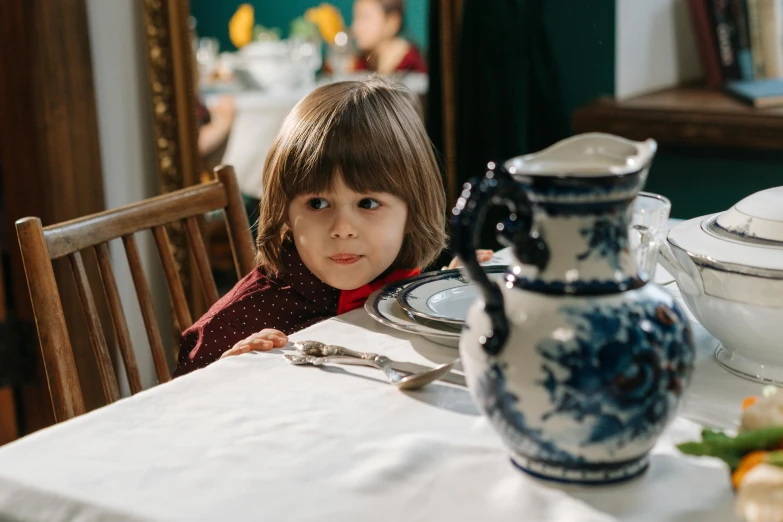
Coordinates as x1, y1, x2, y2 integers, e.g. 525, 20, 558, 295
173, 246, 419, 377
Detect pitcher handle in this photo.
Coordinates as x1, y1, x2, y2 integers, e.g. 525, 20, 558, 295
451, 162, 548, 356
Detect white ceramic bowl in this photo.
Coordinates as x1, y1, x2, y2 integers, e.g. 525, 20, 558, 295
238, 41, 297, 91
660, 187, 783, 383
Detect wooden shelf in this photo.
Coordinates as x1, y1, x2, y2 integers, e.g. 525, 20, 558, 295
572, 86, 783, 151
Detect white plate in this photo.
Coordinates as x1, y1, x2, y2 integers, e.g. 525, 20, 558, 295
396, 267, 507, 326
365, 271, 464, 348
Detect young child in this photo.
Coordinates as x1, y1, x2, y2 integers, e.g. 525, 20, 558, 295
174, 78, 455, 377
351, 0, 427, 74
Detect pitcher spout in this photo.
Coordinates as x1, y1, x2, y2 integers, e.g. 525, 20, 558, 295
506, 133, 657, 177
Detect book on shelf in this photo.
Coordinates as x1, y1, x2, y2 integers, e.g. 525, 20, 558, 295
688, 0, 725, 87
757, 0, 783, 77
747, 0, 767, 77
731, 0, 755, 80
725, 77, 783, 106
709, 0, 742, 81
687, 0, 783, 88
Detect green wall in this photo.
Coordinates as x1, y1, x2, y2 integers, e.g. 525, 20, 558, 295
543, 0, 615, 140
542, 1, 780, 219
190, 0, 429, 52
646, 148, 783, 219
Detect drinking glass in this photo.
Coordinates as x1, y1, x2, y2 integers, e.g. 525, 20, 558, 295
290, 37, 323, 86
326, 31, 354, 80
196, 37, 220, 80
629, 192, 671, 279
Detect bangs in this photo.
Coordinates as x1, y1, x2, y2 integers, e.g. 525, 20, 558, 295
280, 87, 413, 199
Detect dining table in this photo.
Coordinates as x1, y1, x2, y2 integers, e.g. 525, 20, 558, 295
0, 246, 756, 521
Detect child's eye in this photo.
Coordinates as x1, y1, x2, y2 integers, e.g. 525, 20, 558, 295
307, 198, 330, 210
359, 198, 381, 210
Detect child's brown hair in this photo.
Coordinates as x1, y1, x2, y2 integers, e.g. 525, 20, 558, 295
255, 77, 447, 275
377, 0, 404, 16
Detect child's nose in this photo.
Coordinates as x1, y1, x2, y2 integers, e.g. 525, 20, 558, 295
329, 210, 358, 239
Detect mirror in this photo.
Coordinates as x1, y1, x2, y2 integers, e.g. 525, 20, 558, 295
141, 0, 450, 297
188, 0, 434, 207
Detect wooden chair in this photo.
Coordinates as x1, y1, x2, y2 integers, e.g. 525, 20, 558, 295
15, 166, 255, 423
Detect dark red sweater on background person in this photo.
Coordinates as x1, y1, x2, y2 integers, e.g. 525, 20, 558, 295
173, 245, 419, 377
354, 45, 428, 74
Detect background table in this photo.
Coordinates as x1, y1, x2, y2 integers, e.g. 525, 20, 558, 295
0, 273, 756, 521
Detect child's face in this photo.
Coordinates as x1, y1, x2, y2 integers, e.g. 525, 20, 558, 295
287, 175, 408, 290
352, 0, 400, 52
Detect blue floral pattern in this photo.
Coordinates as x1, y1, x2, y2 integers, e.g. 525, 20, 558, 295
472, 296, 694, 475
519, 170, 644, 203
477, 361, 585, 464
577, 215, 629, 271
509, 275, 644, 296
536, 299, 694, 452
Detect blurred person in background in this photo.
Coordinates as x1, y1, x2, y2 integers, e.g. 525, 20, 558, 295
351, 0, 427, 74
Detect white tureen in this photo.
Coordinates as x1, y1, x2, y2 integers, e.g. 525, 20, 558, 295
659, 186, 783, 383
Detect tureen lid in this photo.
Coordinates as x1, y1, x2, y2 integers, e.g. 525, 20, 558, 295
668, 187, 783, 275
714, 187, 783, 243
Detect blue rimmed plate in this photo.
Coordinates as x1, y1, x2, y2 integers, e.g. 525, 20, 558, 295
395, 266, 507, 326
365, 270, 463, 348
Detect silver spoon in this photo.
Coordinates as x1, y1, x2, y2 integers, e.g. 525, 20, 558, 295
295, 340, 380, 360
287, 341, 459, 390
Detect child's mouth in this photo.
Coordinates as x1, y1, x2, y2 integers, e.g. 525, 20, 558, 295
329, 254, 362, 265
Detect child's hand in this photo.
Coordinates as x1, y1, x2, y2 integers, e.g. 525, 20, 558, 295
220, 329, 288, 359
445, 249, 494, 269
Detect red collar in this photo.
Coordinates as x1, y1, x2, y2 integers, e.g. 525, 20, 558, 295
337, 267, 421, 315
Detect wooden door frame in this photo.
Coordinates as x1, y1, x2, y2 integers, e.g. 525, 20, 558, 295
438, 0, 463, 205
0, 0, 111, 435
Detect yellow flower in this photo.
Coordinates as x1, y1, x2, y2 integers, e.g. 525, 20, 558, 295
229, 4, 254, 49
305, 3, 345, 45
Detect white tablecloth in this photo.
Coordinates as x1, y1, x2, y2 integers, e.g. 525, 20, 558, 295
0, 275, 758, 521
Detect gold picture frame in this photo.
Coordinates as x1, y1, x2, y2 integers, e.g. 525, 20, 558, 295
140, 0, 205, 322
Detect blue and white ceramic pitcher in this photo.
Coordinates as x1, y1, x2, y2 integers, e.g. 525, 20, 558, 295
452, 133, 695, 485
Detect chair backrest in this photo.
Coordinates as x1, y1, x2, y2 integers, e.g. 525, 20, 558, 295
16, 166, 255, 422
